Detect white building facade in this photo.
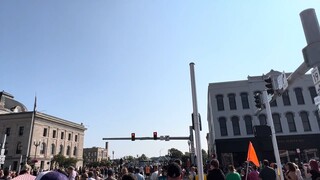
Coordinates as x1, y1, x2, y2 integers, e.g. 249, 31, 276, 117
207, 70, 320, 167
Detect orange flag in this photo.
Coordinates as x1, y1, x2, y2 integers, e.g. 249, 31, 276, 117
247, 141, 260, 167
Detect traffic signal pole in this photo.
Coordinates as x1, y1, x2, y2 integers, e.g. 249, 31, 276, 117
262, 90, 284, 180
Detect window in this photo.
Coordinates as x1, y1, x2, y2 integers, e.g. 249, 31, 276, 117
286, 112, 297, 132
40, 142, 46, 154
300, 111, 311, 131
75, 135, 78, 142
16, 142, 22, 154
6, 128, 10, 136
240, 92, 249, 109
68, 133, 71, 141
244, 115, 253, 135
66, 146, 71, 156
52, 130, 56, 138
309, 87, 317, 104
51, 144, 55, 155
294, 88, 305, 105
43, 128, 47, 137
258, 114, 267, 125
61, 132, 64, 140
272, 113, 282, 133
231, 116, 241, 135
73, 147, 77, 156
228, 93, 237, 110
19, 126, 24, 136
216, 95, 224, 111
218, 117, 228, 136
314, 111, 320, 130
282, 90, 291, 106
59, 145, 64, 154
270, 99, 277, 107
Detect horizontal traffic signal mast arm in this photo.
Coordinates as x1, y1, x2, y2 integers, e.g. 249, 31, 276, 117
102, 136, 191, 141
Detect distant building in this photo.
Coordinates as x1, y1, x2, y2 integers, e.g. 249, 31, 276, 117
207, 70, 320, 167
0, 91, 86, 170
83, 143, 109, 165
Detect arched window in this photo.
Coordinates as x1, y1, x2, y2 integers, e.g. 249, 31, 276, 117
286, 112, 297, 132
313, 111, 320, 130
16, 142, 22, 154
66, 146, 71, 156
282, 90, 291, 106
272, 113, 282, 133
240, 92, 249, 109
244, 115, 253, 135
231, 116, 240, 135
258, 114, 267, 125
73, 147, 77, 156
228, 93, 237, 110
300, 111, 311, 131
59, 145, 64, 155
218, 117, 228, 136
309, 87, 317, 104
216, 95, 224, 111
294, 87, 305, 105
40, 142, 46, 154
51, 144, 55, 155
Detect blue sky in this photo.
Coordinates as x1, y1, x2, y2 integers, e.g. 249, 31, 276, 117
1, 1, 319, 158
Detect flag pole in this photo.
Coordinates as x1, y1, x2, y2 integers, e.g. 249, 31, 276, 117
26, 95, 37, 163
245, 161, 249, 180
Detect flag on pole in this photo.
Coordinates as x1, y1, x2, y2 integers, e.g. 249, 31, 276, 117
247, 141, 260, 167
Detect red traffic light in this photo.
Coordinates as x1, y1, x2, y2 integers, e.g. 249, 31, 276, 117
131, 133, 135, 141
153, 132, 157, 140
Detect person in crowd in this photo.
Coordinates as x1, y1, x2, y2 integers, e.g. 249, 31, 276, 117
292, 163, 303, 180
0, 169, 12, 180
158, 165, 167, 180
259, 159, 276, 180
285, 162, 298, 180
12, 164, 36, 180
207, 159, 225, 180
189, 166, 196, 180
88, 171, 96, 180
67, 166, 77, 180
247, 165, 259, 180
225, 165, 241, 180
105, 169, 117, 180
167, 162, 182, 180
133, 168, 144, 180
150, 166, 158, 180
121, 174, 135, 180
309, 159, 320, 180
36, 170, 68, 180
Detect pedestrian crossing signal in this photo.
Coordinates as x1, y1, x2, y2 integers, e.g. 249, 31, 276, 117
131, 133, 135, 141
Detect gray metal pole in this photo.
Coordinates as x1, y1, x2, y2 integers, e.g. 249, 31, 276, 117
189, 62, 204, 180
300, 8, 320, 45
262, 91, 284, 180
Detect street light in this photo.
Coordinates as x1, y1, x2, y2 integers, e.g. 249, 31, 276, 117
33, 140, 41, 159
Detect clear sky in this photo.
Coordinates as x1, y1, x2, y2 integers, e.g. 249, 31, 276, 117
1, 1, 319, 159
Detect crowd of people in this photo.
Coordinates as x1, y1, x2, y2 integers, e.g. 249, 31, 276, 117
0, 158, 320, 180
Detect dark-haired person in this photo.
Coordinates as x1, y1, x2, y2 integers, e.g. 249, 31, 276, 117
167, 163, 182, 180
258, 160, 276, 180
207, 159, 225, 180
284, 162, 298, 180
225, 165, 240, 180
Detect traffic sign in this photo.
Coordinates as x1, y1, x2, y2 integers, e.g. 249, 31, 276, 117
165, 135, 170, 141
277, 72, 288, 90
159, 136, 165, 141
314, 96, 320, 105
0, 155, 5, 164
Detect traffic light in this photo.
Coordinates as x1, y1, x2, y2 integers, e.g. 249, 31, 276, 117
153, 132, 157, 140
131, 133, 135, 141
254, 92, 263, 109
264, 76, 274, 95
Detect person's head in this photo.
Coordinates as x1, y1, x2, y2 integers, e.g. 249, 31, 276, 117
134, 168, 140, 174
128, 167, 134, 173
167, 163, 181, 180
121, 174, 135, 180
22, 164, 32, 174
263, 159, 270, 167
210, 159, 220, 169
174, 159, 182, 166
108, 169, 114, 177
228, 165, 235, 172
286, 162, 296, 172
121, 167, 128, 175
153, 166, 158, 171
309, 159, 319, 172
36, 171, 68, 180
88, 171, 94, 178
252, 165, 257, 171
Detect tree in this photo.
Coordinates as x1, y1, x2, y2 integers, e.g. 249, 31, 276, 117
168, 148, 183, 159
52, 154, 78, 168
140, 154, 148, 161
202, 149, 208, 163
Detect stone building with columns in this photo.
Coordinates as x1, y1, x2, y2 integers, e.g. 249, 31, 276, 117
0, 91, 86, 170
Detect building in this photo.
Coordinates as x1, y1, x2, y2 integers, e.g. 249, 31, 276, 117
0, 91, 86, 170
83, 143, 109, 165
207, 70, 320, 167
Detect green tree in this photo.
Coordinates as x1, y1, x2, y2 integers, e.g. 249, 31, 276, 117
140, 154, 148, 161
202, 149, 208, 163
52, 154, 78, 168
168, 148, 183, 159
